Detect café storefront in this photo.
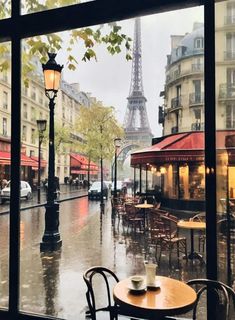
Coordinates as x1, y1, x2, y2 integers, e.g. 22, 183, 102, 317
131, 130, 235, 212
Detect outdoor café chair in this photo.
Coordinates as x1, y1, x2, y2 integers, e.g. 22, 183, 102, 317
157, 215, 188, 266
83, 266, 138, 320
165, 278, 235, 320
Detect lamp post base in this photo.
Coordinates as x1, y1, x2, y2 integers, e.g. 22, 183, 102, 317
100, 202, 105, 214
40, 202, 62, 252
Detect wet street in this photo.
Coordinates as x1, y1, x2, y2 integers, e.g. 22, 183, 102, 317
0, 193, 207, 319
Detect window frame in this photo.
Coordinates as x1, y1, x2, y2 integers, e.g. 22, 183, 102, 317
0, 1, 217, 320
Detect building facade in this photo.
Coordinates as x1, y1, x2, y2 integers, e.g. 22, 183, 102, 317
131, 6, 235, 212
0, 57, 95, 187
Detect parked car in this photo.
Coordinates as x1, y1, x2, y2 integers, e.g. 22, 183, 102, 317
0, 181, 32, 204
88, 181, 108, 200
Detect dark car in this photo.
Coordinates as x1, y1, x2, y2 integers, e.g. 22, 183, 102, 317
88, 181, 108, 200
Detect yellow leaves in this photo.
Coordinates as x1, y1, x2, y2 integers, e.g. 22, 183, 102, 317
75, 102, 124, 161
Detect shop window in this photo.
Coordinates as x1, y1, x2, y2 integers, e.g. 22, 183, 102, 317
189, 164, 205, 200
23, 103, 28, 119
179, 165, 189, 199
31, 85, 36, 100
22, 125, 27, 141
31, 128, 36, 144
2, 117, 7, 136
31, 107, 36, 121
3, 91, 8, 109
226, 103, 235, 128
194, 37, 204, 49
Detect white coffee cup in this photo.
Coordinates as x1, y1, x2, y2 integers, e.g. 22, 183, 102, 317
131, 276, 144, 289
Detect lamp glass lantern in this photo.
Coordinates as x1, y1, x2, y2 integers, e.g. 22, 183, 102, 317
37, 119, 47, 134
114, 137, 122, 149
42, 53, 63, 97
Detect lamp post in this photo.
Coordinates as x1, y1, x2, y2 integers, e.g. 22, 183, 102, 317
114, 138, 121, 199
40, 52, 63, 252
100, 125, 104, 213
36, 119, 47, 204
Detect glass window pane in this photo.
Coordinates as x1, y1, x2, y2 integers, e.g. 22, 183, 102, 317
15, 7, 207, 319
0, 40, 11, 311
216, 0, 235, 287
21, 0, 93, 15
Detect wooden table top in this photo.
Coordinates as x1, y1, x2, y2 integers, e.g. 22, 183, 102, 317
135, 203, 154, 209
177, 220, 206, 230
113, 276, 197, 319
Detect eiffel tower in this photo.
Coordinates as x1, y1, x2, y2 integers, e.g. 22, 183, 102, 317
123, 17, 153, 147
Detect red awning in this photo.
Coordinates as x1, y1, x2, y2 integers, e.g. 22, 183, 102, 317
131, 130, 235, 166
0, 151, 38, 167
30, 156, 47, 168
70, 153, 98, 171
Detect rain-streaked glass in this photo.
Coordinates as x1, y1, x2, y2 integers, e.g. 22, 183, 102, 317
0, 40, 11, 310
216, 0, 235, 287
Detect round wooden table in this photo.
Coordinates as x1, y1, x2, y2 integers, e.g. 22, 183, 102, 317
135, 203, 154, 230
113, 276, 197, 319
177, 220, 206, 261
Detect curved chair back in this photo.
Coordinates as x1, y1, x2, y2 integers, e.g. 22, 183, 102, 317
83, 266, 119, 320
187, 279, 235, 320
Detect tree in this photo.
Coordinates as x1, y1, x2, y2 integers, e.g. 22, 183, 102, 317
75, 101, 124, 186
0, 0, 132, 80
75, 101, 124, 161
54, 122, 72, 155
42, 121, 71, 156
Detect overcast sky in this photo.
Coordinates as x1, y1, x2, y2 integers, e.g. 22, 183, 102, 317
58, 6, 204, 137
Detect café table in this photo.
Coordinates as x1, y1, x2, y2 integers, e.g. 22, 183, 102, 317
177, 220, 206, 262
113, 275, 197, 319
135, 203, 154, 230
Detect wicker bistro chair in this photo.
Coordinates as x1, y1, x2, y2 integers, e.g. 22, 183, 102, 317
111, 197, 126, 221
83, 266, 135, 320
165, 279, 235, 320
124, 204, 144, 232
157, 215, 188, 266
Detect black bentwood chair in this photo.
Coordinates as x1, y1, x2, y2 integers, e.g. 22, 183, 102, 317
166, 279, 235, 320
83, 266, 135, 320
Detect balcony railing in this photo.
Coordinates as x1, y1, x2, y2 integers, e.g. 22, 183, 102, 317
219, 83, 235, 99
166, 63, 204, 84
224, 51, 235, 61
191, 122, 204, 131
171, 96, 182, 109
171, 126, 178, 134
224, 15, 235, 25
189, 92, 204, 105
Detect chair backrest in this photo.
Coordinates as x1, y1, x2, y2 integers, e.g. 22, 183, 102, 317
83, 266, 119, 320
190, 212, 205, 222
187, 279, 235, 320
160, 215, 178, 239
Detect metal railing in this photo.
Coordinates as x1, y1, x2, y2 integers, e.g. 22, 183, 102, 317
189, 92, 204, 105
171, 96, 182, 109
219, 83, 235, 99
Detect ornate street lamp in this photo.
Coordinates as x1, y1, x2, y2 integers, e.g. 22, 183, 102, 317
114, 138, 121, 199
100, 125, 104, 213
36, 119, 47, 204
40, 52, 63, 252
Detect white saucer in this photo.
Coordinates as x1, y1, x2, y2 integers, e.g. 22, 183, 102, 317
127, 281, 146, 292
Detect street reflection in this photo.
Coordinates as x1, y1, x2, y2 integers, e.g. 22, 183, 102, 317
41, 250, 61, 316
0, 197, 208, 318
